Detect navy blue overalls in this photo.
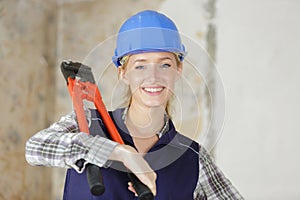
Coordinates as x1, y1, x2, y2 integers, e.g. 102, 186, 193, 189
63, 109, 199, 200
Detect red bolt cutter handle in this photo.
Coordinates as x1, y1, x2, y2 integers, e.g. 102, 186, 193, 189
61, 61, 154, 200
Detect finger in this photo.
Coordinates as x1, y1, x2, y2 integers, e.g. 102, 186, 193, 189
128, 182, 138, 197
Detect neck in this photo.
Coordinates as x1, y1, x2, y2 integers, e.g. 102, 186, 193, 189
126, 104, 166, 139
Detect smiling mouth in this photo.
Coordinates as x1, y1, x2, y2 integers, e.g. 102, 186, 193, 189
142, 87, 165, 95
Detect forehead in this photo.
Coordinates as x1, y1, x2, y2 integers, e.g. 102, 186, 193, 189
128, 52, 176, 63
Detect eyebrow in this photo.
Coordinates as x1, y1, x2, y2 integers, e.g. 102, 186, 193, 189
133, 57, 173, 63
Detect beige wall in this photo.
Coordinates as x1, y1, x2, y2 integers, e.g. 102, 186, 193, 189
216, 0, 300, 199
0, 0, 57, 199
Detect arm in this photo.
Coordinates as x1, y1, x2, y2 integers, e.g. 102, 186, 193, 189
25, 111, 118, 173
194, 146, 244, 200
25, 111, 157, 195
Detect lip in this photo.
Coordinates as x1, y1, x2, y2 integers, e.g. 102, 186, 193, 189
142, 86, 165, 96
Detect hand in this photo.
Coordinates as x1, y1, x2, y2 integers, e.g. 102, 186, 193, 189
109, 145, 157, 196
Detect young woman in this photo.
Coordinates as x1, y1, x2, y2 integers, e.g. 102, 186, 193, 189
26, 10, 243, 199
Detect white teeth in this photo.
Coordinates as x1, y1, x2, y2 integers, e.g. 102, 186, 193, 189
143, 87, 163, 93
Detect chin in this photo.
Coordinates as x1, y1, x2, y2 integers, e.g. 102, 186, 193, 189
142, 100, 168, 109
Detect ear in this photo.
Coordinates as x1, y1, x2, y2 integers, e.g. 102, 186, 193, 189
118, 67, 129, 85
175, 62, 183, 81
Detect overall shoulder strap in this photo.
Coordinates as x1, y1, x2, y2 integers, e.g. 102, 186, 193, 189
89, 109, 110, 139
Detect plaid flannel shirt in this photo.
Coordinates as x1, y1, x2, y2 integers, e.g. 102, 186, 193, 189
25, 110, 243, 199
25, 111, 118, 172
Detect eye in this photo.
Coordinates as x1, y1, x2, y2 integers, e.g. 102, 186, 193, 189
160, 63, 171, 68
135, 65, 146, 70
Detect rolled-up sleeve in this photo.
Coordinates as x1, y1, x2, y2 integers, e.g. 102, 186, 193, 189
25, 111, 118, 173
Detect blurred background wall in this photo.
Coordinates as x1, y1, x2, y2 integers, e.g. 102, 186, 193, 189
215, 0, 300, 199
0, 0, 299, 199
0, 0, 57, 199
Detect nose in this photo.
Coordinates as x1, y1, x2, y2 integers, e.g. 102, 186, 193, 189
146, 65, 159, 81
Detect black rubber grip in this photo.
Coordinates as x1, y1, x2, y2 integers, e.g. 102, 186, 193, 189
86, 164, 105, 196
128, 172, 154, 200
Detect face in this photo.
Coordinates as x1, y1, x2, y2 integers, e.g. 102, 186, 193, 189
119, 52, 182, 109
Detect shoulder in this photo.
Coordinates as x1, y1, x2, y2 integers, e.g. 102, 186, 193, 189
168, 131, 200, 157
168, 129, 217, 164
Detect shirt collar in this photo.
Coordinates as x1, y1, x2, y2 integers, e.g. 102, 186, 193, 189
111, 108, 185, 152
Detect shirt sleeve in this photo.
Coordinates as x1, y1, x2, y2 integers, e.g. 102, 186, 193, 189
25, 111, 118, 173
194, 145, 244, 200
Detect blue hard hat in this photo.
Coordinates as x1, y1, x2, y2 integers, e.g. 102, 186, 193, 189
112, 10, 187, 67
